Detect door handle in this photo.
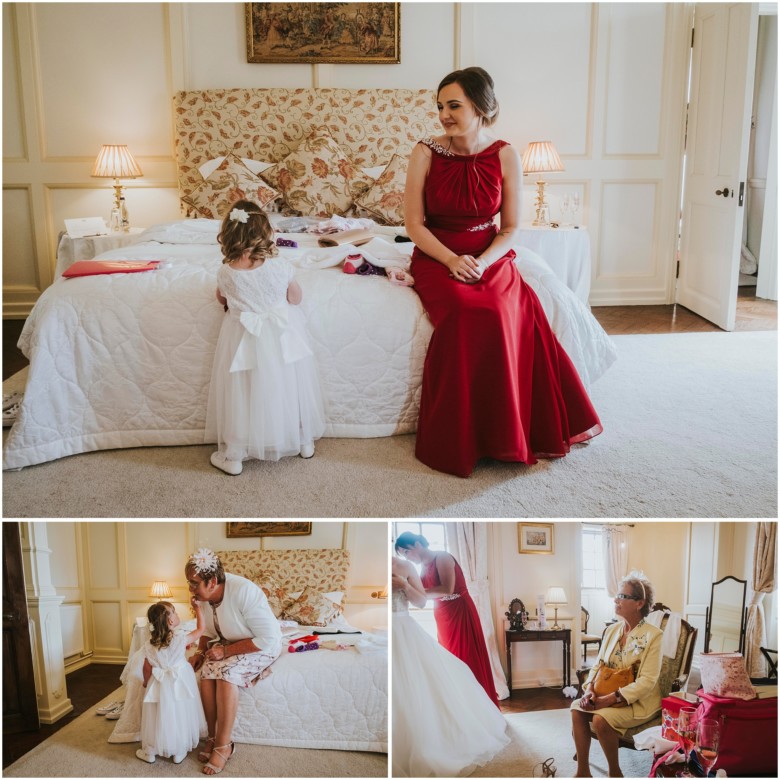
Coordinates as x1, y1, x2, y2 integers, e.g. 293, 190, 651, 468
715, 187, 731, 197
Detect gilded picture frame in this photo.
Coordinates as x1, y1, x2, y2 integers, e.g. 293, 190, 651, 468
518, 523, 554, 555
226, 522, 313, 538
245, 3, 400, 64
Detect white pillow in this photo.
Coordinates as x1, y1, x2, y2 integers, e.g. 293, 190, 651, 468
198, 157, 275, 180
361, 165, 387, 180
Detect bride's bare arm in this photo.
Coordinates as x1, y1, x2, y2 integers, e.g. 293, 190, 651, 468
393, 559, 428, 608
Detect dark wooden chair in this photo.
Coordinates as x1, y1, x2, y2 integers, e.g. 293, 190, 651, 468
581, 606, 603, 664
751, 647, 778, 684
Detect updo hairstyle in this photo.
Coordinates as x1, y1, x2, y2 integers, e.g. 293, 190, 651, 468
394, 531, 429, 553
437, 66, 500, 127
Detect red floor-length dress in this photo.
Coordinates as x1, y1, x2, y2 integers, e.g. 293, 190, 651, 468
421, 553, 499, 707
410, 138, 603, 477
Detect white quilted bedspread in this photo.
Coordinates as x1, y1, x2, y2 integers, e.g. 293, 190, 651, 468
232, 637, 388, 751
3, 220, 617, 469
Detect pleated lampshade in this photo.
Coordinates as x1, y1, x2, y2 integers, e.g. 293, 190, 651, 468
521, 141, 564, 174
91, 145, 143, 179
149, 580, 172, 600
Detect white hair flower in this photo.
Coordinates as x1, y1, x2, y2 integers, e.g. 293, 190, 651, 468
229, 208, 249, 223
189, 547, 219, 575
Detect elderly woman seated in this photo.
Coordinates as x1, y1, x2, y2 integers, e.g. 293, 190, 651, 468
571, 571, 663, 778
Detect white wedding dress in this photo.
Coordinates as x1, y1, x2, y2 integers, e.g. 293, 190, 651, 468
392, 588, 510, 777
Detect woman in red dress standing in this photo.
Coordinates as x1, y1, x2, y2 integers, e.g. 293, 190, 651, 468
394, 531, 498, 707
404, 67, 602, 477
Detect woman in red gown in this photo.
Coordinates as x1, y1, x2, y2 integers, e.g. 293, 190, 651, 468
405, 67, 602, 477
395, 531, 498, 707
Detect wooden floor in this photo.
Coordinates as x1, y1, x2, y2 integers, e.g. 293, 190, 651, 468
2, 287, 776, 381
2, 663, 122, 768
500, 685, 574, 715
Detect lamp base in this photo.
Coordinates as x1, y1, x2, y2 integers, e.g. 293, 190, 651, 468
550, 607, 562, 630
532, 178, 551, 227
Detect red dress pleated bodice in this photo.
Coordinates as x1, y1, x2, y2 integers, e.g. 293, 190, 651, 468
420, 553, 499, 707
410, 138, 602, 477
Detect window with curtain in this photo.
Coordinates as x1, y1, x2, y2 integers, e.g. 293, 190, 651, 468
581, 524, 613, 631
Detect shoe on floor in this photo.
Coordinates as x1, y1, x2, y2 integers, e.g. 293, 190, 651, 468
210, 451, 243, 475
300, 442, 315, 459
173, 754, 186, 764
2, 401, 20, 427
105, 703, 124, 720
96, 700, 123, 715
2, 391, 23, 411
136, 749, 156, 764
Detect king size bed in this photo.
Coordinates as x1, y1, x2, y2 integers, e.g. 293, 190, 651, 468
3, 88, 616, 470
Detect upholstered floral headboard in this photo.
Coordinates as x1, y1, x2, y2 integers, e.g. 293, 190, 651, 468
216, 548, 350, 594
173, 88, 439, 210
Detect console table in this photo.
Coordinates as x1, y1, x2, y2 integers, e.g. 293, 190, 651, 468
505, 628, 572, 695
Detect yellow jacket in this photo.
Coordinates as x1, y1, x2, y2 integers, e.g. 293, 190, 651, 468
583, 619, 663, 719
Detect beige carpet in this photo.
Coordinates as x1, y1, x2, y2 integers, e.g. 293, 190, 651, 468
470, 707, 654, 778
3, 331, 777, 517
4, 688, 387, 777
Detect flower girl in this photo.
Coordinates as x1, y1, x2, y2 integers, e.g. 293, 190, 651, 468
135, 598, 207, 765
205, 199, 326, 475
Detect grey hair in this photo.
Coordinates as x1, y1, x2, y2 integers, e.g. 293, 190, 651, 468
620, 570, 654, 617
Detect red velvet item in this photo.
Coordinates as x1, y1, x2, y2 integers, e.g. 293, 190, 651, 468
62, 260, 160, 277
421, 554, 498, 708
410, 139, 602, 477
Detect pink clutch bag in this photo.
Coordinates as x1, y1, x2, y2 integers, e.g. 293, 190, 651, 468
699, 652, 756, 700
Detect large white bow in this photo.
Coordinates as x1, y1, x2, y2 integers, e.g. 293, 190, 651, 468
143, 664, 194, 703
229, 307, 313, 373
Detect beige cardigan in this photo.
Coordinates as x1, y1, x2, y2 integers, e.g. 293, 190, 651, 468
583, 619, 664, 720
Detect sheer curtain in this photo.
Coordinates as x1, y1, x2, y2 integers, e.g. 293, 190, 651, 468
445, 522, 510, 700
602, 525, 629, 597
745, 522, 777, 677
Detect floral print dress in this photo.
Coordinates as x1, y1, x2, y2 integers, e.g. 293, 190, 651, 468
571, 618, 664, 734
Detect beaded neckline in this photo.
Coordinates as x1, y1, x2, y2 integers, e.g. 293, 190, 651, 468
422, 137, 503, 158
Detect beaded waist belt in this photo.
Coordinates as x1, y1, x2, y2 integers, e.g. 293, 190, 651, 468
439, 593, 462, 601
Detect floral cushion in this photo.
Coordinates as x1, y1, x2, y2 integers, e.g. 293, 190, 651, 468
353, 153, 409, 226
256, 576, 296, 618
282, 585, 343, 626
261, 127, 373, 218
700, 652, 756, 700
183, 153, 280, 219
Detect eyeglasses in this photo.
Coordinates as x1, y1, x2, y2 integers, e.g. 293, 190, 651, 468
615, 593, 640, 600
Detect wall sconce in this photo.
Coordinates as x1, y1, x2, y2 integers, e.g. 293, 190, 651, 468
149, 580, 172, 601
545, 586, 568, 630
371, 585, 388, 599
91, 144, 143, 231
521, 141, 564, 227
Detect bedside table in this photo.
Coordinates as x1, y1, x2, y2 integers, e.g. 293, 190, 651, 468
518, 225, 591, 304
55, 227, 145, 280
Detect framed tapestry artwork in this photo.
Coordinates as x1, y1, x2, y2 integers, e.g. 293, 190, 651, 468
226, 522, 313, 538
517, 523, 554, 555
245, 3, 400, 64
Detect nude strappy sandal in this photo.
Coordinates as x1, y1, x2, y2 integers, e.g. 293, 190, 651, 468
202, 742, 234, 775
198, 735, 215, 763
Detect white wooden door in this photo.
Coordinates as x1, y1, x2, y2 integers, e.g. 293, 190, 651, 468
677, 3, 759, 330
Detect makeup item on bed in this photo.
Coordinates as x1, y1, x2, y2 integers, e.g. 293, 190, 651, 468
288, 635, 319, 652
275, 237, 298, 248
342, 254, 364, 274
312, 628, 362, 635
394, 235, 413, 243
318, 228, 375, 248
356, 261, 386, 277
62, 260, 161, 278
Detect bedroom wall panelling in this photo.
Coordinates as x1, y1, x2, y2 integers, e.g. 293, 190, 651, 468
4, 2, 693, 317
491, 521, 582, 690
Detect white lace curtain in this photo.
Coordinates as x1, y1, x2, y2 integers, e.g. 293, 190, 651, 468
602, 525, 629, 598
445, 522, 510, 700
745, 522, 777, 677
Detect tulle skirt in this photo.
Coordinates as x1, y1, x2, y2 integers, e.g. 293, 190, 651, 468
205, 307, 326, 461
392, 612, 509, 777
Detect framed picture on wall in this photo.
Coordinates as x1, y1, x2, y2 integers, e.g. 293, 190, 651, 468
518, 523, 554, 554
226, 522, 313, 538
245, 3, 400, 64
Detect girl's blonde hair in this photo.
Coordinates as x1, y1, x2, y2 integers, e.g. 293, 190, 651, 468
147, 601, 175, 649
217, 199, 278, 266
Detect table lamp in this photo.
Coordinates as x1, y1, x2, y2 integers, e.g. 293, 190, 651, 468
91, 144, 143, 231
521, 141, 564, 227
149, 580, 172, 602
545, 586, 568, 630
